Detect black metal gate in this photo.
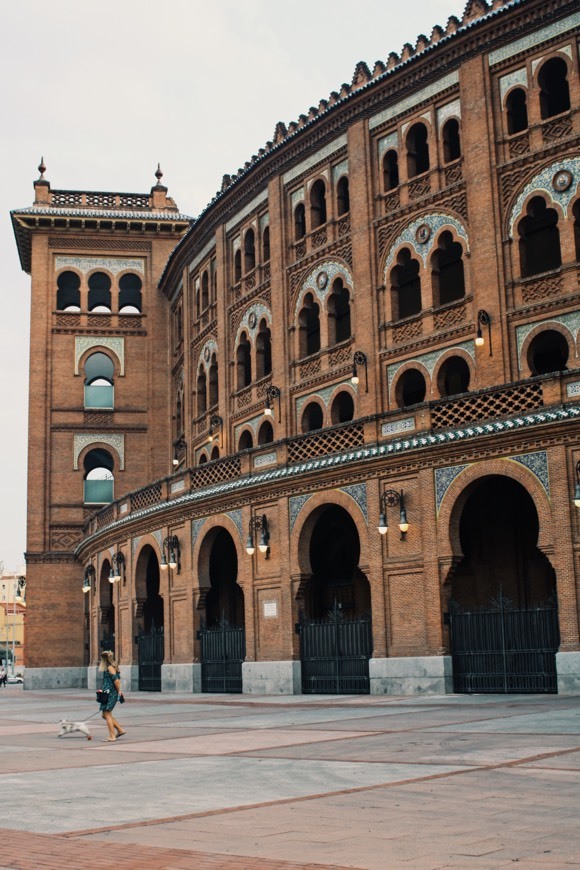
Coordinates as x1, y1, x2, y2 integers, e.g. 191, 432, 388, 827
449, 596, 560, 694
297, 602, 372, 694
138, 628, 164, 692
198, 618, 245, 693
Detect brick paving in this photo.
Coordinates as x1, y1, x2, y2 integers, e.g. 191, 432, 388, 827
0, 688, 579, 868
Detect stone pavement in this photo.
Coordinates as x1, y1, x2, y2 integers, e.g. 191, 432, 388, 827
0, 687, 579, 869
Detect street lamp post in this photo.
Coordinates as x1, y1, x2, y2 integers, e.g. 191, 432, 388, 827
11, 577, 26, 676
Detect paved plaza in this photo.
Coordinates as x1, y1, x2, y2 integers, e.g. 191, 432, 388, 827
0, 687, 578, 869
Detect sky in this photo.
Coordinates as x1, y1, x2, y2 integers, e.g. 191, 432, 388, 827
0, 0, 462, 572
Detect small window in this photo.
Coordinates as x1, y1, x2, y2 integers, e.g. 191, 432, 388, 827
301, 402, 323, 433
506, 88, 528, 135
197, 366, 207, 417
431, 231, 465, 306
262, 226, 270, 262
84, 352, 114, 409
56, 271, 81, 311
237, 331, 252, 389
383, 150, 399, 192
294, 203, 306, 240
208, 354, 219, 408
391, 249, 422, 321
539, 57, 570, 120
330, 391, 354, 424
234, 249, 242, 283
327, 279, 351, 345
258, 420, 274, 445
201, 271, 209, 310
528, 330, 569, 375
255, 319, 272, 379
238, 430, 253, 451
244, 229, 256, 273
406, 123, 429, 178
442, 119, 461, 163
210, 446, 220, 461
396, 369, 426, 408
518, 196, 561, 278
310, 180, 327, 229
298, 293, 320, 358
438, 356, 470, 397
336, 177, 350, 216
83, 448, 114, 504
118, 273, 142, 314
88, 272, 112, 312
199, 453, 208, 465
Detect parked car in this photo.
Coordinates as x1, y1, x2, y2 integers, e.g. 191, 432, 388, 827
6, 675, 23, 684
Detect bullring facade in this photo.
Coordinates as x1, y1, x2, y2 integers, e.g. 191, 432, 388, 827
11, 0, 580, 695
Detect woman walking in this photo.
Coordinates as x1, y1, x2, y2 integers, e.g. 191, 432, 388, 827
98, 650, 126, 742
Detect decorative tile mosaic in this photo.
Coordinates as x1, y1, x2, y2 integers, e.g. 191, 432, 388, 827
233, 236, 241, 254
283, 134, 347, 185
254, 452, 277, 468
516, 311, 580, 370
488, 12, 580, 66
307, 168, 330, 190
435, 463, 471, 514
567, 381, 580, 398
296, 379, 355, 416
436, 99, 461, 129
225, 190, 268, 234
387, 341, 475, 393
510, 450, 550, 497
226, 509, 243, 542
259, 213, 269, 231
509, 157, 580, 236
289, 494, 312, 533
296, 261, 354, 316
382, 417, 416, 437
152, 530, 163, 551
132, 536, 142, 556
187, 238, 216, 277
402, 112, 431, 138
291, 188, 304, 209
119, 502, 129, 514
199, 338, 218, 371
75, 337, 124, 376
332, 159, 349, 184
73, 433, 124, 470
236, 303, 272, 345
234, 413, 264, 440
499, 68, 528, 102
531, 45, 572, 76
384, 213, 469, 276
377, 131, 399, 160
170, 479, 185, 494
55, 256, 144, 276
191, 518, 206, 549
369, 71, 459, 131
340, 482, 367, 521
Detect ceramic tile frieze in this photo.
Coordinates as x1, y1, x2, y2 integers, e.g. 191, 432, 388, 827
132, 536, 142, 556
296, 379, 355, 416
289, 494, 312, 533
435, 464, 471, 514
377, 131, 399, 160
509, 157, 580, 236
332, 159, 349, 184
387, 341, 475, 392
340, 482, 368, 522
436, 99, 461, 129
369, 71, 459, 130
234, 414, 264, 440
187, 239, 216, 276
151, 530, 163, 550
73, 433, 124, 470
510, 450, 550, 497
254, 452, 277, 468
283, 134, 347, 185
191, 518, 207, 549
488, 12, 580, 65
384, 213, 469, 276
225, 509, 243, 542
296, 261, 354, 316
499, 67, 528, 102
55, 255, 144, 276
225, 190, 268, 233
75, 336, 124, 375
236, 302, 272, 345
198, 338, 218, 371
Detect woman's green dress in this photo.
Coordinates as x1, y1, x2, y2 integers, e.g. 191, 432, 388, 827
99, 668, 120, 712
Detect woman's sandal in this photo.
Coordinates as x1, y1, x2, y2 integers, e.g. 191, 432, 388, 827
116, 731, 126, 738
103, 737, 117, 742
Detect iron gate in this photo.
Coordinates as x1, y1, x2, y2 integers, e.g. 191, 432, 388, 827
197, 618, 245, 693
449, 596, 560, 694
138, 628, 164, 692
297, 602, 372, 694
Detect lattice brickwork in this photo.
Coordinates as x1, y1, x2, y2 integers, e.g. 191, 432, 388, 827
86, 193, 117, 208
131, 483, 162, 511
298, 357, 321, 379
119, 194, 149, 209
312, 229, 328, 248
287, 423, 364, 464
96, 505, 116, 529
508, 133, 530, 159
431, 382, 543, 430
244, 273, 256, 291
392, 318, 422, 344
408, 176, 431, 200
236, 388, 252, 409
294, 241, 306, 261
328, 344, 352, 367
52, 191, 82, 207
87, 314, 112, 329
384, 189, 401, 215
521, 272, 562, 303
191, 456, 241, 489
56, 314, 80, 328
542, 115, 572, 145
444, 162, 463, 186
434, 303, 466, 330
337, 216, 351, 237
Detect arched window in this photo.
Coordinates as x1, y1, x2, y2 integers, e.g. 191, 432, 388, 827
201, 271, 209, 310
431, 231, 465, 307
211, 265, 217, 302
330, 391, 354, 424
528, 330, 569, 375
396, 369, 426, 408
208, 354, 219, 408
234, 249, 242, 283
199, 453, 208, 465
56, 271, 81, 311
301, 402, 323, 433
506, 88, 528, 134
310, 179, 327, 229
210, 446, 220, 461
406, 123, 430, 178
88, 272, 112, 312
197, 365, 207, 417
258, 420, 274, 445
118, 273, 142, 314
518, 196, 561, 278
244, 229, 256, 273
255, 319, 272, 379
327, 279, 351, 345
539, 57, 570, 119
438, 356, 470, 397
176, 392, 183, 435
262, 226, 270, 262
574, 200, 580, 262
83, 448, 114, 504
298, 293, 321, 358
294, 203, 306, 240
238, 430, 253, 451
336, 176, 350, 216
383, 150, 399, 192
236, 331, 252, 389
84, 352, 114, 409
390, 248, 422, 321
442, 118, 461, 163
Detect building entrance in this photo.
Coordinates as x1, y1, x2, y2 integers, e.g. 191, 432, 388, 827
136, 546, 164, 692
448, 476, 559, 693
297, 506, 372, 694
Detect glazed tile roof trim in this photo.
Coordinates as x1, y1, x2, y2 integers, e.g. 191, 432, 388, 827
76, 402, 580, 554
11, 206, 193, 222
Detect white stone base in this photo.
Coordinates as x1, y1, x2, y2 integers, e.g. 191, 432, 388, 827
24, 667, 87, 690
161, 663, 202, 693
370, 656, 453, 696
556, 651, 580, 695
87, 666, 100, 691
242, 660, 301, 695
119, 664, 139, 692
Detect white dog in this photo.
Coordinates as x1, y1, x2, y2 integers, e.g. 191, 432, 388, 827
58, 719, 92, 740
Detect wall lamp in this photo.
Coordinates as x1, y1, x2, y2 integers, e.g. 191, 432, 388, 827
82, 564, 95, 594
351, 351, 368, 392
172, 437, 187, 467
207, 414, 223, 446
378, 489, 409, 540
246, 514, 270, 558
475, 309, 492, 356
264, 385, 281, 422
109, 552, 125, 584
574, 461, 580, 508
160, 535, 181, 573
16, 576, 26, 603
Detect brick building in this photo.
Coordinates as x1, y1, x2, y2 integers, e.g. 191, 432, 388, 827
12, 0, 580, 695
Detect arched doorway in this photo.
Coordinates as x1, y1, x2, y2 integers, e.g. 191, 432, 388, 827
198, 528, 245, 693
297, 505, 372, 694
448, 476, 559, 693
99, 560, 115, 655
135, 545, 164, 691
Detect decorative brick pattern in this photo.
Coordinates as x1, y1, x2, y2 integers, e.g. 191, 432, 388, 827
431, 382, 543, 430
287, 423, 364, 464
131, 484, 162, 511
433, 304, 467, 330
191, 456, 241, 489
392, 318, 423, 344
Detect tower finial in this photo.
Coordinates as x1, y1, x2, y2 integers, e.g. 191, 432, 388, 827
38, 157, 46, 180
155, 163, 163, 185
